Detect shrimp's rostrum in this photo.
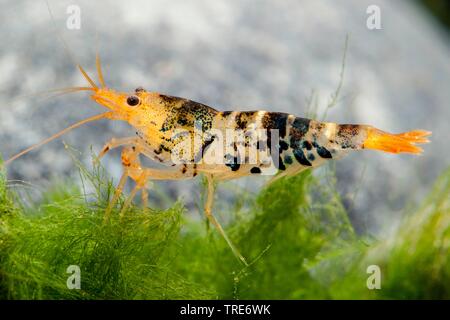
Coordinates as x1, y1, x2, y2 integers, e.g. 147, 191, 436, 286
4, 57, 431, 265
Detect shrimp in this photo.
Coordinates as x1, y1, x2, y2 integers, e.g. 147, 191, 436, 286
3, 55, 431, 265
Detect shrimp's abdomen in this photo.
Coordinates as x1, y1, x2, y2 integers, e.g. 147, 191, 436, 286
201, 108, 431, 179
214, 112, 344, 177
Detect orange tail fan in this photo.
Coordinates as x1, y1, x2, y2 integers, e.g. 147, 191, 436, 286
363, 127, 431, 154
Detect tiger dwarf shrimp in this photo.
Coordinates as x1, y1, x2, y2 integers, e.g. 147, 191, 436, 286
4, 56, 431, 265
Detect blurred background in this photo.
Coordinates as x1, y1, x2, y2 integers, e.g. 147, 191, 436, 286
0, 0, 449, 236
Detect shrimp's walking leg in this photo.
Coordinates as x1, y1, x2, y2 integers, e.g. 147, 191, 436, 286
97, 137, 141, 160
119, 183, 141, 218
109, 146, 192, 218
141, 189, 149, 208
105, 146, 248, 265
110, 145, 149, 219
204, 174, 248, 266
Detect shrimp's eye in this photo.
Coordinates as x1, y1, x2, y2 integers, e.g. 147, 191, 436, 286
126, 95, 140, 106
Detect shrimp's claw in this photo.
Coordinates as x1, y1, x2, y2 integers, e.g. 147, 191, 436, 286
363, 127, 431, 155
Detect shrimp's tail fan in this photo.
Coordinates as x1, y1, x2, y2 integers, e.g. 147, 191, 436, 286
363, 127, 431, 154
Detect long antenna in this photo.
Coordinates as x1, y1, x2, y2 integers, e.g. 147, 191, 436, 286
78, 65, 98, 89
95, 31, 106, 88
4, 112, 112, 165
96, 53, 106, 88
46, 1, 98, 89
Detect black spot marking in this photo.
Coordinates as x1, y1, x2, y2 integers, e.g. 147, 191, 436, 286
278, 156, 286, 171
308, 153, 315, 161
226, 162, 240, 171
177, 116, 189, 126
154, 147, 162, 155
289, 118, 312, 167
224, 153, 241, 171
250, 167, 261, 174
292, 117, 310, 134
159, 94, 181, 106
289, 117, 311, 150
135, 87, 146, 93
279, 140, 289, 151
316, 146, 332, 158
293, 149, 312, 166
178, 100, 217, 131
160, 144, 170, 152
284, 155, 293, 164
181, 164, 187, 174
302, 141, 312, 150
312, 142, 332, 159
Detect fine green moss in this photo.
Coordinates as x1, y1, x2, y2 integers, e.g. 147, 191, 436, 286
0, 153, 449, 299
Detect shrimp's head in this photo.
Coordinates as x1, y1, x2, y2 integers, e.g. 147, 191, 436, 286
91, 87, 165, 129
4, 56, 165, 165
91, 88, 136, 120
78, 58, 167, 131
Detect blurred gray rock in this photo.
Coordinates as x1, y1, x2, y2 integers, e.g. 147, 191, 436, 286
0, 0, 449, 235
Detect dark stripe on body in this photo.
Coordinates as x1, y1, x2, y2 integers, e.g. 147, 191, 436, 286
234, 112, 258, 130
262, 112, 288, 138
261, 112, 290, 171
289, 117, 312, 166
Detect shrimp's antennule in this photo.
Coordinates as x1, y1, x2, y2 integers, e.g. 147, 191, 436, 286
4, 112, 112, 166
96, 53, 106, 88
78, 65, 98, 89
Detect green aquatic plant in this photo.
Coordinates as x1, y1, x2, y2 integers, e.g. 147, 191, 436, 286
1, 151, 448, 299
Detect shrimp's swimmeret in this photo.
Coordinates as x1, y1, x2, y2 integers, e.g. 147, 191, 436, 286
4, 56, 431, 265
